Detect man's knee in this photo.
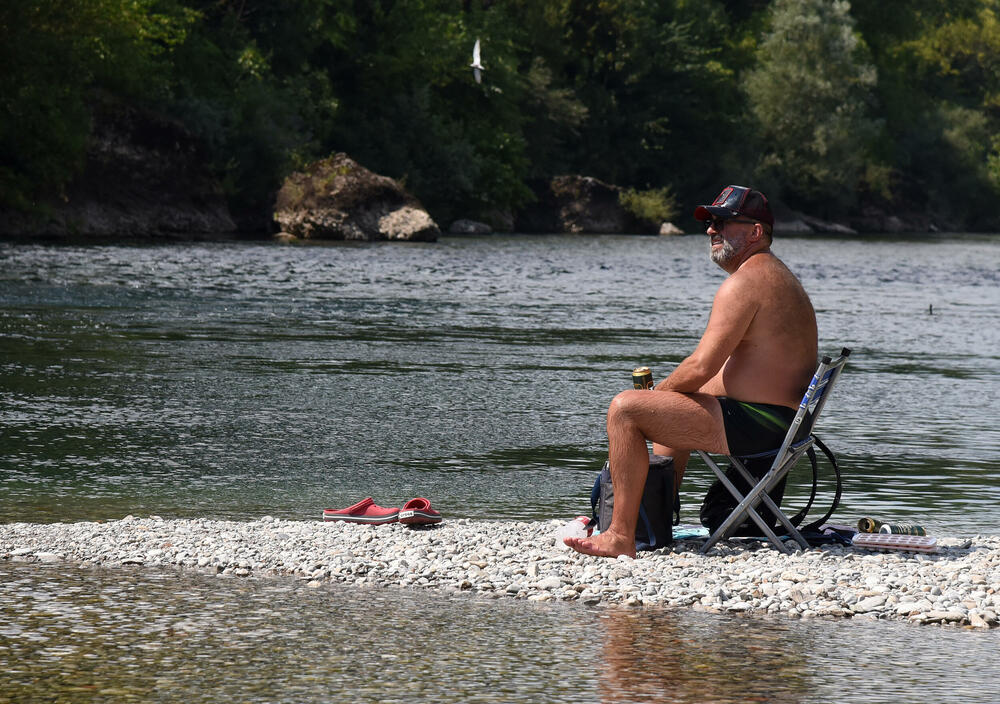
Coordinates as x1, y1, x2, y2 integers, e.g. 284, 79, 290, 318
607, 390, 641, 427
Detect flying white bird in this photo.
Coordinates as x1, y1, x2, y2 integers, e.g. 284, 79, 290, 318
470, 38, 484, 84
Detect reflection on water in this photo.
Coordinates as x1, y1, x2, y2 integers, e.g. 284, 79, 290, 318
2, 562, 998, 704
0, 562, 600, 704
597, 605, 1000, 704
599, 609, 809, 703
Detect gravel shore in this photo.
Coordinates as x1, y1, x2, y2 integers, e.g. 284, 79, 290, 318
2, 516, 998, 629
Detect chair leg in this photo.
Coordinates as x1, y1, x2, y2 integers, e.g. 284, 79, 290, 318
727, 458, 810, 551
697, 452, 810, 554
698, 453, 790, 554
700, 466, 791, 554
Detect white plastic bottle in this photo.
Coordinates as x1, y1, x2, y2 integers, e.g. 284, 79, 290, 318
556, 515, 593, 542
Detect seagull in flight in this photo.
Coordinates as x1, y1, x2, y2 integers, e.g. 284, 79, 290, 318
470, 38, 484, 84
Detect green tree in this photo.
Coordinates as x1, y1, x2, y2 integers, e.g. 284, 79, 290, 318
846, 1, 1000, 226
0, 0, 192, 211
307, 0, 534, 224
9, 0, 1000, 233
895, 2, 1000, 227
611, 0, 738, 204
744, 0, 880, 213
160, 1, 340, 224
499, 0, 739, 210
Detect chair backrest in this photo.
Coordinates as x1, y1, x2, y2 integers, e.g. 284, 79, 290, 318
771, 347, 851, 468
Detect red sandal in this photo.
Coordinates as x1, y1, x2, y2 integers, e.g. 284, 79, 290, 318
398, 497, 442, 525
322, 497, 399, 525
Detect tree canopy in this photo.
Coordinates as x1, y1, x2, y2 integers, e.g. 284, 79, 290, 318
5, 0, 1000, 231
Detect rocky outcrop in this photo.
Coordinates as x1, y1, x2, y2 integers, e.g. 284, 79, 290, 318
483, 209, 515, 233
515, 175, 657, 234
848, 207, 940, 234
773, 211, 857, 236
0, 100, 236, 239
273, 154, 440, 242
774, 205, 941, 235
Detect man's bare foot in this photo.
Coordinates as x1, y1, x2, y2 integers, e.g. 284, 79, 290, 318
563, 531, 636, 559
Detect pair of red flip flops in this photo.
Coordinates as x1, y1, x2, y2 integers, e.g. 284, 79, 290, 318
322, 497, 442, 526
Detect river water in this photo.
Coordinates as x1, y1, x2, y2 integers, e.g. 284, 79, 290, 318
1, 234, 999, 702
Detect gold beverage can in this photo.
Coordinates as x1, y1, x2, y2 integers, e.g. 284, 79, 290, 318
857, 517, 883, 533
632, 366, 653, 390
879, 523, 927, 536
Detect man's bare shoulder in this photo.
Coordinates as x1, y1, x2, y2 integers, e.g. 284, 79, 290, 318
728, 250, 815, 333
731, 251, 803, 291
736, 250, 792, 274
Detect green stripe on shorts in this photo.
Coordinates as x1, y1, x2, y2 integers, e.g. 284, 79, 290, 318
737, 401, 789, 433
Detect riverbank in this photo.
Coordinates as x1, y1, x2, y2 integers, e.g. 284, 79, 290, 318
2, 517, 997, 629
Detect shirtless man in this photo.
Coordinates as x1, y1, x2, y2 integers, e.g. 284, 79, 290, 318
565, 185, 818, 558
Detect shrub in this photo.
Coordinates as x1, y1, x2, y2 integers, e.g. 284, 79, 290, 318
619, 186, 678, 224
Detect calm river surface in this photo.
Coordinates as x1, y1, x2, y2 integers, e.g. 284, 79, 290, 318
2, 233, 999, 702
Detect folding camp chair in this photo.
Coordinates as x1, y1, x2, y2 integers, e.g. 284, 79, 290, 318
696, 348, 851, 554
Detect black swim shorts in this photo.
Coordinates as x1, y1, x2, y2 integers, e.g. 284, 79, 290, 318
717, 397, 796, 457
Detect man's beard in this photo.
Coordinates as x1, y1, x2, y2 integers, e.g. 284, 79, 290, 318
710, 239, 737, 266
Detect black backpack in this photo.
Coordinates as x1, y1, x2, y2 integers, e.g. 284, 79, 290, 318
590, 454, 678, 551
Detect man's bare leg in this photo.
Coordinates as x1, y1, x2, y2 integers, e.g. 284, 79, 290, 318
565, 390, 728, 558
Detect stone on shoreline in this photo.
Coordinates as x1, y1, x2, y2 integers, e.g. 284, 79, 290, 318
1, 518, 997, 629
448, 219, 492, 235
273, 153, 440, 242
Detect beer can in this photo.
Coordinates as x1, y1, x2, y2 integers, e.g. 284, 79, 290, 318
857, 517, 883, 533
632, 366, 653, 390
879, 523, 927, 536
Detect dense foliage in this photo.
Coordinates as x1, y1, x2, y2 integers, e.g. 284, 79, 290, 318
5, 0, 1000, 229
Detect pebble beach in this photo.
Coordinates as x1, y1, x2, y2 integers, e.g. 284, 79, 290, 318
2, 516, 999, 629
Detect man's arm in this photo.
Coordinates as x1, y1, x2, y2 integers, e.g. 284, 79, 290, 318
659, 275, 759, 393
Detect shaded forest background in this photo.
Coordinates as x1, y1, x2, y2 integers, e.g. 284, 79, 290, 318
5, 0, 1000, 232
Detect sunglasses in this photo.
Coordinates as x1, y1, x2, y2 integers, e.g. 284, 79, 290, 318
705, 217, 757, 233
